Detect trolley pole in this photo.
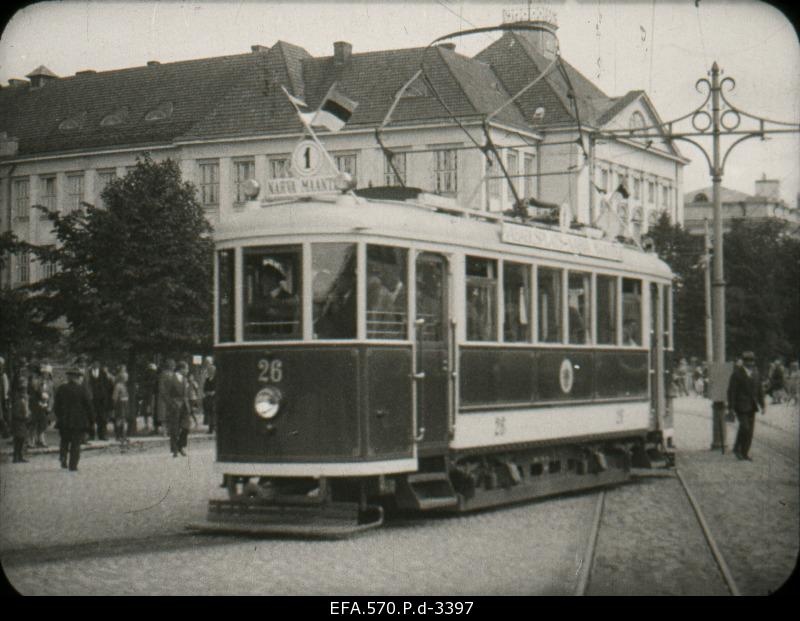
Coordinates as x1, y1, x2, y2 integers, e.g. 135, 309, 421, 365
709, 62, 727, 451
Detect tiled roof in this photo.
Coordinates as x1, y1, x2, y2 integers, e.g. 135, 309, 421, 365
0, 33, 668, 158
685, 187, 762, 204
596, 90, 644, 126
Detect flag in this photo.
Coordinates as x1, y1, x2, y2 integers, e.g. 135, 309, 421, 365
310, 83, 358, 132
282, 87, 316, 127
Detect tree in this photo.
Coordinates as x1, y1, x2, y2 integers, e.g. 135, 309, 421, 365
29, 155, 213, 371
647, 212, 705, 361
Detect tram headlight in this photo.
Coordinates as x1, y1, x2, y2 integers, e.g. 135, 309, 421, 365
254, 386, 282, 419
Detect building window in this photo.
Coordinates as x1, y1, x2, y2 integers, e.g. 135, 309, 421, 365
600, 169, 609, 193
435, 149, 458, 194
384, 152, 407, 186
12, 178, 29, 220
524, 153, 536, 198
40, 176, 57, 216
334, 153, 358, 181
486, 151, 501, 209
234, 159, 255, 203
96, 169, 117, 208
66, 173, 84, 212
269, 157, 290, 179
383, 152, 406, 186
647, 181, 655, 204
662, 186, 670, 209
40, 247, 58, 279
466, 256, 497, 342
633, 177, 641, 201
15, 250, 30, 284
198, 161, 219, 207
506, 149, 518, 200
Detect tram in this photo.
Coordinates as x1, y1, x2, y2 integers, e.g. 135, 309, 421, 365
192, 23, 676, 536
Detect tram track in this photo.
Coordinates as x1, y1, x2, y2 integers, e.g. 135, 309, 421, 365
575, 468, 741, 596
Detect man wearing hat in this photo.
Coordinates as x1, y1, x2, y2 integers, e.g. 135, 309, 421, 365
54, 367, 94, 471
727, 351, 766, 461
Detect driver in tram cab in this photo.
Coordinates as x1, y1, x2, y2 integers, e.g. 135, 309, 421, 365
623, 318, 640, 345
261, 263, 299, 332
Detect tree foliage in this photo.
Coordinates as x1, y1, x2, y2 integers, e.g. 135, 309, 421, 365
649, 213, 799, 365
28, 155, 213, 366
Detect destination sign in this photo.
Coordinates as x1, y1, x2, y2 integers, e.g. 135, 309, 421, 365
262, 175, 341, 201
501, 222, 624, 262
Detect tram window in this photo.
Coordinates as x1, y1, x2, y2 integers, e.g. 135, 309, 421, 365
663, 285, 672, 349
596, 275, 618, 345
312, 243, 357, 339
466, 257, 498, 342
416, 254, 446, 342
367, 245, 408, 340
217, 249, 235, 343
568, 271, 591, 345
622, 278, 642, 346
537, 267, 562, 343
503, 262, 531, 342
243, 247, 301, 340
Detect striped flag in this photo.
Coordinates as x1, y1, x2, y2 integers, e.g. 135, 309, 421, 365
283, 88, 316, 127
309, 83, 358, 132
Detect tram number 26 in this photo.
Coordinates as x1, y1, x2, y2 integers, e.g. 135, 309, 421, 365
257, 359, 283, 384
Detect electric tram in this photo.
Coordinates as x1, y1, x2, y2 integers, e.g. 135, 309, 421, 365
192, 23, 676, 536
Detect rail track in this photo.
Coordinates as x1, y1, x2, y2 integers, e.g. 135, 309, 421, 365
575, 469, 741, 596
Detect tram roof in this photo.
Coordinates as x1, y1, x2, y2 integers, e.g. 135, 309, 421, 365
215, 193, 673, 280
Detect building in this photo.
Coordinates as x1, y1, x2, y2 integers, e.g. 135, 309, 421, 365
1, 11, 686, 288
683, 174, 800, 236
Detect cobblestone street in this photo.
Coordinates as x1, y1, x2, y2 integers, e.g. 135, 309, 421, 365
1, 397, 797, 596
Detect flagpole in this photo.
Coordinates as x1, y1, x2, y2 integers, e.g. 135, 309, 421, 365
280, 85, 340, 175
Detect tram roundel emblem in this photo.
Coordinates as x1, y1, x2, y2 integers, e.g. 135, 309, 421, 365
559, 358, 574, 394
291, 139, 325, 177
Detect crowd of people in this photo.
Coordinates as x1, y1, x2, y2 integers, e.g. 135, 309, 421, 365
0, 354, 217, 467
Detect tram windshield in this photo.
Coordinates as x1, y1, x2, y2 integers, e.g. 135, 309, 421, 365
243, 247, 301, 340
312, 243, 357, 339
366, 245, 407, 339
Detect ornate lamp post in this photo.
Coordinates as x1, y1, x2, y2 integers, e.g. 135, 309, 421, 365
594, 62, 800, 451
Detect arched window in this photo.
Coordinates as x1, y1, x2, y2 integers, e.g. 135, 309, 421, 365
144, 102, 174, 122
693, 193, 709, 203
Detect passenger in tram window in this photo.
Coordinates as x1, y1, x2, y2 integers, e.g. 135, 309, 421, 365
623, 318, 640, 345
260, 263, 299, 334
313, 256, 357, 339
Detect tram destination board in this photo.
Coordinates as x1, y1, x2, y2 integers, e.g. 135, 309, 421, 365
263, 175, 341, 201
501, 222, 624, 262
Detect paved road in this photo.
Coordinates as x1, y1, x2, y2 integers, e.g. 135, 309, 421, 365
1, 397, 796, 596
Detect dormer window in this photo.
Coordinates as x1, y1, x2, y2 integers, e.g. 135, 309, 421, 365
694, 193, 709, 203
58, 112, 87, 131
144, 102, 174, 122
629, 111, 646, 131
100, 107, 129, 127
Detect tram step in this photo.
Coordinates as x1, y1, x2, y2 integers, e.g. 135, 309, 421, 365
397, 471, 459, 511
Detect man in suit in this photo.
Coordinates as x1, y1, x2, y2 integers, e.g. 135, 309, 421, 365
55, 367, 94, 471
727, 351, 766, 461
88, 360, 113, 441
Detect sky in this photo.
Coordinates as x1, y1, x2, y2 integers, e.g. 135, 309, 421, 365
1, 0, 798, 204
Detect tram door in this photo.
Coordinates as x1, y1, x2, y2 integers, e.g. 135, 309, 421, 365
649, 283, 666, 429
414, 253, 451, 456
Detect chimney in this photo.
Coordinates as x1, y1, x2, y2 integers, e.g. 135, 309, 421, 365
8, 79, 28, 88
333, 41, 352, 66
251, 44, 269, 53
147, 61, 160, 67
0, 131, 19, 157
26, 65, 58, 89
502, 6, 559, 59
754, 173, 780, 201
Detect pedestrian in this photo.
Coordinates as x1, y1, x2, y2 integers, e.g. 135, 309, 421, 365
139, 362, 158, 432
87, 361, 113, 440
767, 356, 786, 404
674, 357, 689, 397
40, 364, 55, 445
727, 351, 766, 461
75, 356, 95, 444
168, 361, 192, 457
198, 356, 213, 426
28, 364, 52, 448
157, 359, 176, 437
11, 374, 31, 463
112, 369, 130, 444
54, 367, 94, 471
0, 356, 11, 439
203, 363, 217, 435
187, 367, 201, 427
786, 361, 799, 407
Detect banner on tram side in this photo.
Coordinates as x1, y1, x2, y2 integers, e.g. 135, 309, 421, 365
501, 222, 624, 262
262, 175, 341, 201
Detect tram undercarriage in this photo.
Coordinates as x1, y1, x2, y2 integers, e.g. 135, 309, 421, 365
188, 432, 670, 537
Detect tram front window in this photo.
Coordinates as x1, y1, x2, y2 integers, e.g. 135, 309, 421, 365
367, 245, 407, 339
596, 275, 618, 345
243, 247, 301, 340
538, 267, 562, 343
217, 249, 235, 343
312, 243, 357, 339
568, 271, 591, 345
466, 256, 497, 342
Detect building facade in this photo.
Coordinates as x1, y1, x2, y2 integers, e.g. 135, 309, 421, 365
683, 175, 800, 236
1, 14, 686, 289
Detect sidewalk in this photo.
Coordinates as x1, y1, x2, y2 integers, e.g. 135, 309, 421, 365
1, 417, 215, 458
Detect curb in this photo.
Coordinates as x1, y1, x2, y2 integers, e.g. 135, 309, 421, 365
1, 432, 215, 457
